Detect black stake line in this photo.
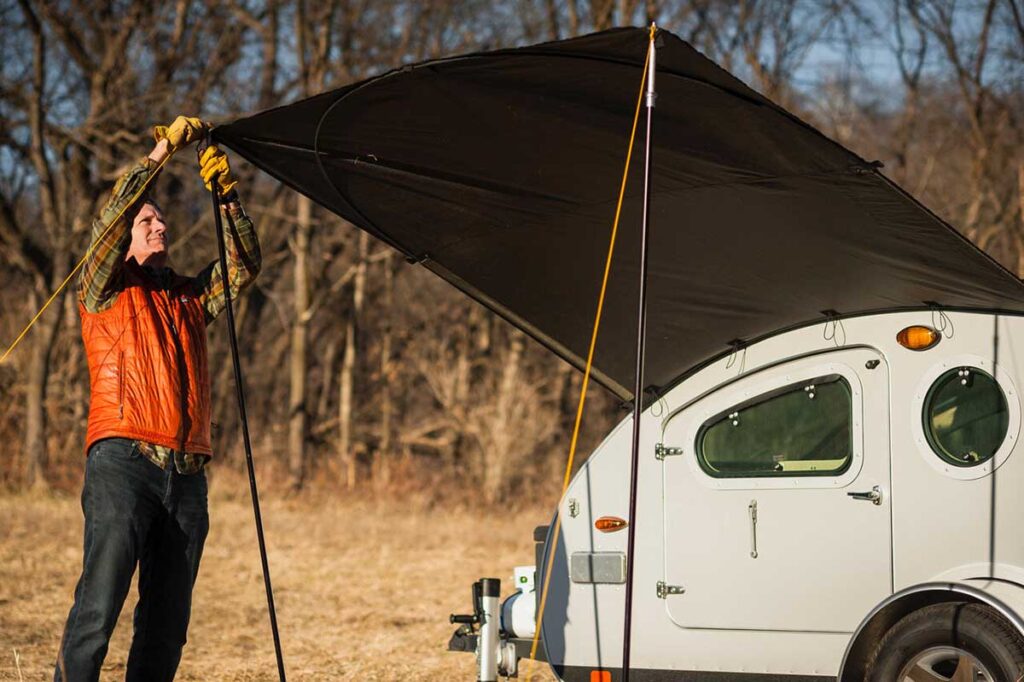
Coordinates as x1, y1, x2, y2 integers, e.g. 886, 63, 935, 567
208, 175, 288, 682
621, 28, 656, 682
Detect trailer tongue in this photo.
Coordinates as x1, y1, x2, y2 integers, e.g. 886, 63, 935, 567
449, 574, 543, 680
450, 528, 548, 679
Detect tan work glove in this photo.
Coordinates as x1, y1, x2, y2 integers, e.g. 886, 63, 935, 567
199, 145, 238, 197
153, 116, 209, 153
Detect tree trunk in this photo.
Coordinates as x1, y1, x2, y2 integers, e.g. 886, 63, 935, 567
315, 338, 337, 421
288, 0, 336, 490
23, 333, 47, 488
288, 193, 312, 490
22, 284, 63, 490
447, 304, 481, 474
377, 252, 394, 486
483, 331, 525, 503
338, 319, 356, 488
58, 291, 86, 460
338, 230, 368, 489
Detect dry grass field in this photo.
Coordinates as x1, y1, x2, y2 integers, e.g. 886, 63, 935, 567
0, 479, 554, 681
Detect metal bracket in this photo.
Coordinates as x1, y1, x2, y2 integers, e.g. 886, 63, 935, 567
656, 581, 685, 599
655, 443, 683, 460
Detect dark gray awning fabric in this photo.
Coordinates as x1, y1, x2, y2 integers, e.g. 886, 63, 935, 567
215, 27, 1024, 401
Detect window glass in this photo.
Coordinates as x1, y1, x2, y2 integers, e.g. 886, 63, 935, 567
697, 375, 853, 478
924, 367, 1008, 467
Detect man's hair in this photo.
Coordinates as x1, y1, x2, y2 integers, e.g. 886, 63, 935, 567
129, 194, 162, 222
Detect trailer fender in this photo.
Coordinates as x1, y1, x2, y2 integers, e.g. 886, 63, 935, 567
838, 581, 1024, 681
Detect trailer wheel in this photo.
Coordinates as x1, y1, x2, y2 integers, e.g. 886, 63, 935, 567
866, 602, 1024, 681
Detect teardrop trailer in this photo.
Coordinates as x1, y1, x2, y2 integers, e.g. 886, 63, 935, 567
450, 309, 1024, 681
212, 25, 1024, 682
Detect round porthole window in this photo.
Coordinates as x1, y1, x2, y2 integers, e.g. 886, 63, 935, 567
923, 367, 1009, 467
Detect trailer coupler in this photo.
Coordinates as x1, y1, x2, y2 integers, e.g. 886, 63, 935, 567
449, 577, 544, 679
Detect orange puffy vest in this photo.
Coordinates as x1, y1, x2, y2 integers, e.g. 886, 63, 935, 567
80, 260, 212, 455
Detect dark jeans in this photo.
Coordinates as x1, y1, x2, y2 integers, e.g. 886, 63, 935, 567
55, 438, 209, 682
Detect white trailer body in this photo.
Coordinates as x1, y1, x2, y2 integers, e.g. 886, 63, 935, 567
453, 309, 1024, 681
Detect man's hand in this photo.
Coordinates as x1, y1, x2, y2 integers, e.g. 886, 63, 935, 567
153, 116, 209, 154
199, 145, 238, 198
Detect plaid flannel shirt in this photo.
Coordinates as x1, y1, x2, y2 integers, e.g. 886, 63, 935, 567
78, 156, 261, 474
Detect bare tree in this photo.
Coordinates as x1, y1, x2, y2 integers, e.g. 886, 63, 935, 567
900, 0, 1024, 268
338, 230, 367, 489
3, 0, 1019, 505
1, 0, 251, 487
287, 0, 339, 491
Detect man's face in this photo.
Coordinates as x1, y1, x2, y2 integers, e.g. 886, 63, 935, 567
127, 202, 169, 267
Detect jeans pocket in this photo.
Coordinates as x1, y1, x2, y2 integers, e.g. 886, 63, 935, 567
89, 438, 138, 461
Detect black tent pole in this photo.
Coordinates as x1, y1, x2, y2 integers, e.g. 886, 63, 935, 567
206, 147, 288, 682
621, 25, 656, 682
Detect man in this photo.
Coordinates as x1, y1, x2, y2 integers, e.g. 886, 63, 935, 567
55, 116, 261, 682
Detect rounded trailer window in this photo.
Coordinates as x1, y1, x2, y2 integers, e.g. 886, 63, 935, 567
924, 367, 1009, 467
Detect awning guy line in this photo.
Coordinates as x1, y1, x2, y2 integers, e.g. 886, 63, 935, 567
526, 25, 655, 680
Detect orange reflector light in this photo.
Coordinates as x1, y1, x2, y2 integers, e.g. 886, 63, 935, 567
595, 516, 628, 533
897, 325, 940, 351
591, 671, 612, 682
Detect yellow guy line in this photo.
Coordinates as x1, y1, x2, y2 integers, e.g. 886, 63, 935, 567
526, 26, 655, 677
0, 154, 171, 365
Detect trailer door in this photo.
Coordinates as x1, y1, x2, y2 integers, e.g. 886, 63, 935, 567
662, 347, 891, 632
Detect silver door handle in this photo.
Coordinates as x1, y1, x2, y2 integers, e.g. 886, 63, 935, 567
748, 500, 758, 559
847, 485, 882, 505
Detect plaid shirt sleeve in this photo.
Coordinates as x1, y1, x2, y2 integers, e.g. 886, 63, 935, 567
77, 158, 160, 313
194, 203, 261, 324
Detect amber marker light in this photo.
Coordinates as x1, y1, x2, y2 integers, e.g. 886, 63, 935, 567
897, 325, 940, 351
595, 516, 628, 533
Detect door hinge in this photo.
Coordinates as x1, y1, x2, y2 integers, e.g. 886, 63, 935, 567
655, 443, 683, 460
656, 581, 685, 599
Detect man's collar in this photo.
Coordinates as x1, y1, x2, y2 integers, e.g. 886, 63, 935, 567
141, 263, 169, 278
127, 257, 173, 283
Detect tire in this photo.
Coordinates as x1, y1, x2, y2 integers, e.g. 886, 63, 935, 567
866, 602, 1024, 681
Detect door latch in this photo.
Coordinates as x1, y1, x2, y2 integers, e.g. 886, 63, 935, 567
847, 485, 882, 505
655, 443, 683, 460
748, 500, 759, 558
656, 581, 685, 599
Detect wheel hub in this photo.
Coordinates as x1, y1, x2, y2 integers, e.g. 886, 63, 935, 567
897, 646, 994, 681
